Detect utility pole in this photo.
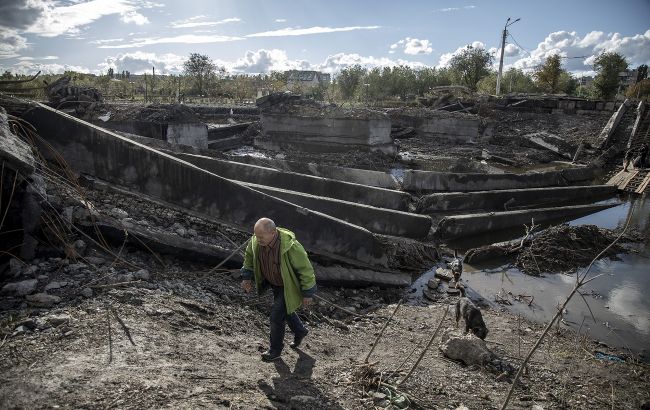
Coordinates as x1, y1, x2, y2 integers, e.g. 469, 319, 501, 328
496, 17, 520, 96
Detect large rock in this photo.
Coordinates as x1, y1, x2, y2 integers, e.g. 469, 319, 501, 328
439, 328, 494, 366
1, 279, 38, 296
25, 293, 61, 307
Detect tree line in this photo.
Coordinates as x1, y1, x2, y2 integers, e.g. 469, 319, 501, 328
2, 49, 648, 103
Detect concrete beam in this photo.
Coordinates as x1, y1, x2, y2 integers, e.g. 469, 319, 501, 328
244, 182, 432, 239
227, 155, 399, 189
417, 185, 617, 214
97, 120, 208, 148
174, 152, 412, 211
402, 167, 599, 192
258, 112, 396, 155
314, 265, 411, 287
628, 101, 646, 150
23, 104, 391, 269
597, 99, 630, 149
436, 203, 617, 240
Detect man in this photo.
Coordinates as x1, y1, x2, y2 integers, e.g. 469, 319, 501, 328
241, 218, 317, 362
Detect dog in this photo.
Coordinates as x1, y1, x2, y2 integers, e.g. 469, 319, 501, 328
455, 297, 488, 340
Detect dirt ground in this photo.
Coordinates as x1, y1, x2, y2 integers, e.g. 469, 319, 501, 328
1, 260, 648, 410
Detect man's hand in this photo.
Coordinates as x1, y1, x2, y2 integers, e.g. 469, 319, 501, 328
302, 297, 313, 306
241, 280, 252, 294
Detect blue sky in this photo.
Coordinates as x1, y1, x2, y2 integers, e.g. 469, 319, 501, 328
1, 0, 649, 76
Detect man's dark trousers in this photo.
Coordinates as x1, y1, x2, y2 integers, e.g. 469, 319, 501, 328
269, 285, 307, 353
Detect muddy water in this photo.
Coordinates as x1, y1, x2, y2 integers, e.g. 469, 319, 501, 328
415, 196, 650, 359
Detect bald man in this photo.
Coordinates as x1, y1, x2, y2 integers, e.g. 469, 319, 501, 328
241, 218, 317, 362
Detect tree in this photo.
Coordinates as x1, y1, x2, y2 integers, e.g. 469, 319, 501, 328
448, 45, 493, 91
592, 52, 628, 100
336, 65, 366, 100
534, 54, 564, 93
478, 68, 537, 94
636, 64, 648, 83
183, 53, 217, 95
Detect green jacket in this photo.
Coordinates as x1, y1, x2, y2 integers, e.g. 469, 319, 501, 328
241, 228, 317, 314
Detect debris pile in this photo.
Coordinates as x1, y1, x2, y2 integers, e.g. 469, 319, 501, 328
466, 224, 636, 275
45, 76, 103, 114
108, 103, 201, 123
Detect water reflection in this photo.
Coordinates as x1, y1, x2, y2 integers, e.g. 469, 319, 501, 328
419, 195, 650, 359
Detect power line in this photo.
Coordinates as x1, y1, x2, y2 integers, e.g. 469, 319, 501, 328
507, 33, 532, 58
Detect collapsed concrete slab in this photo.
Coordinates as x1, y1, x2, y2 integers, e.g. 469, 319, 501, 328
257, 100, 396, 154
597, 99, 630, 149
173, 153, 412, 211
436, 203, 617, 240
226, 155, 399, 189
22, 103, 392, 269
208, 122, 255, 141
95, 104, 208, 149
243, 182, 432, 239
387, 108, 480, 142
417, 185, 617, 214
403, 167, 601, 192
80, 216, 410, 287
521, 131, 576, 159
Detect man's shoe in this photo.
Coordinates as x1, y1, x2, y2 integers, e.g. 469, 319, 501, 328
290, 330, 309, 349
261, 350, 282, 362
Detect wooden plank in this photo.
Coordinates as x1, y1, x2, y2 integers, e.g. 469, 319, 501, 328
635, 172, 650, 194
607, 169, 638, 189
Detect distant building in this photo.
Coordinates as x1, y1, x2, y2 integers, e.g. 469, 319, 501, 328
618, 69, 639, 88
286, 70, 331, 92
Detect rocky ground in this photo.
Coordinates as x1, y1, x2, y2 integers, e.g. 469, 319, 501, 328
1, 254, 648, 409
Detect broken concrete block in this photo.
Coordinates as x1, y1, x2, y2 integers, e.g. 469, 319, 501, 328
258, 101, 396, 155
521, 131, 576, 159
44, 281, 68, 291
46, 314, 72, 327
25, 293, 61, 307
2, 279, 38, 296
134, 269, 150, 281
439, 328, 494, 366
110, 207, 129, 219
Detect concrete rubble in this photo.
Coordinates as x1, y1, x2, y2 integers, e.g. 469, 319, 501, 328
257, 93, 397, 155
0, 91, 648, 409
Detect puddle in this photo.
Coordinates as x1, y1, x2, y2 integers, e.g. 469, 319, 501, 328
415, 195, 650, 360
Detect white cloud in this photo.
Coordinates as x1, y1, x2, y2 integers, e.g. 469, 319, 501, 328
275, 18, 287, 23
170, 16, 241, 28
98, 34, 244, 48
223, 49, 310, 73
0, 30, 28, 59
510, 29, 650, 74
120, 11, 149, 25
99, 51, 186, 74
390, 37, 433, 55
435, 5, 476, 12
438, 41, 488, 67
246, 25, 381, 37
6, 60, 93, 75
23, 0, 153, 37
17, 55, 58, 61
316, 53, 426, 74
89, 38, 125, 45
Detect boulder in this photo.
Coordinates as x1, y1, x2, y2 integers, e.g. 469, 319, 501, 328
25, 293, 61, 307
2, 279, 38, 296
439, 328, 494, 366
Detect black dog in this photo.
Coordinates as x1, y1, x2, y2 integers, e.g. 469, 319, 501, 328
455, 297, 488, 340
